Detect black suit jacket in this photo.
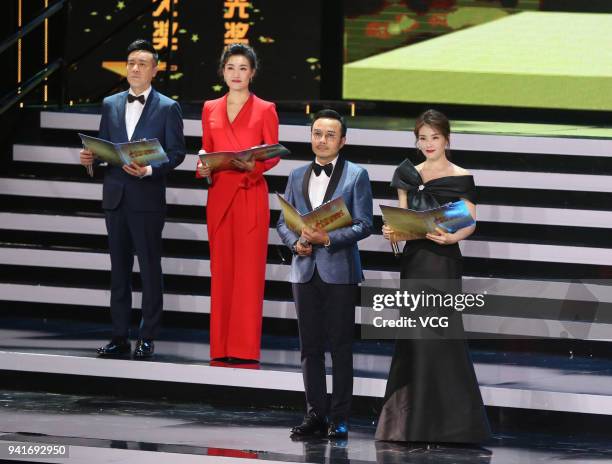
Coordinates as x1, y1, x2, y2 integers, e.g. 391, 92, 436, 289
98, 88, 186, 211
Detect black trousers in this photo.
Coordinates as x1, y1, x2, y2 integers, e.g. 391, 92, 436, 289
105, 202, 165, 340
292, 268, 357, 421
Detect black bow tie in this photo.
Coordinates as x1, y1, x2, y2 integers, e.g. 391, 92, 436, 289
313, 162, 333, 177
127, 94, 146, 104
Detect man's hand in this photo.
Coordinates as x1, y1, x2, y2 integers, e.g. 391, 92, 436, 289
295, 240, 312, 256
301, 226, 330, 246
231, 158, 255, 172
80, 149, 94, 166
123, 161, 148, 177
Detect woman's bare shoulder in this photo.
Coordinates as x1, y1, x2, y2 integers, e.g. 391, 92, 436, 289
451, 163, 470, 176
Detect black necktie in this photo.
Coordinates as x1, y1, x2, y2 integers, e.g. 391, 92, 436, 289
127, 94, 145, 104
313, 162, 333, 177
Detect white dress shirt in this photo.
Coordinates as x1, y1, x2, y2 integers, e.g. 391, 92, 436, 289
308, 156, 338, 209
125, 86, 151, 140
125, 86, 152, 177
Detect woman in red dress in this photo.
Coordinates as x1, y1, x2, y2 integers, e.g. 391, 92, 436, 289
196, 44, 279, 362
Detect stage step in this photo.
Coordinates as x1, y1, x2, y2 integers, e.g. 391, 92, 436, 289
2, 318, 612, 416
2, 114, 612, 339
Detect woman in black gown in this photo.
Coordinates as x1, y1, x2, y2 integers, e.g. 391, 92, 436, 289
376, 110, 490, 444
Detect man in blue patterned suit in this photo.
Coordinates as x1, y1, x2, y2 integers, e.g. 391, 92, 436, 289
277, 109, 373, 439
80, 39, 185, 359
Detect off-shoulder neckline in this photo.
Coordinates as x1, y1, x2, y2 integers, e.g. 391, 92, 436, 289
419, 174, 473, 184
407, 160, 471, 184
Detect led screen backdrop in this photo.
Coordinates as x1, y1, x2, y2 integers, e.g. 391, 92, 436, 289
65, 0, 321, 103
343, 0, 612, 111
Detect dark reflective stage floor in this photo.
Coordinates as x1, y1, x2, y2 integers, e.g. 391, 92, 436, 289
1, 390, 612, 464
3, 317, 612, 462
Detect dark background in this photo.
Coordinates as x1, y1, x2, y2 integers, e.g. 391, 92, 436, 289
4, 0, 611, 123
63, 0, 322, 104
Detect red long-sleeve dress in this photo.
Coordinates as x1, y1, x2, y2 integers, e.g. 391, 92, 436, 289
196, 94, 279, 361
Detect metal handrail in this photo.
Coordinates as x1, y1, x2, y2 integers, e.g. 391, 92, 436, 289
3, 0, 162, 111
0, 0, 68, 55
0, 59, 63, 116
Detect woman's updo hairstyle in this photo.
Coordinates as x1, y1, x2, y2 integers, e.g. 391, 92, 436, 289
414, 109, 451, 157
218, 44, 259, 79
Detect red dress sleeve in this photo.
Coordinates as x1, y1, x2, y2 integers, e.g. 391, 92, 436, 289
261, 103, 280, 172
196, 101, 213, 179
242, 103, 280, 187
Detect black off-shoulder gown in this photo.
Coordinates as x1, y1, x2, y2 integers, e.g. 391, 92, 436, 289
375, 159, 491, 444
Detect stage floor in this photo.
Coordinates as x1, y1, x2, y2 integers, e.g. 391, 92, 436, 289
2, 389, 612, 464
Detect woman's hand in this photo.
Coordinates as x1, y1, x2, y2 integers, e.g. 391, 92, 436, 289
382, 224, 421, 241
382, 224, 394, 241
425, 227, 457, 245
231, 158, 255, 172
197, 160, 211, 178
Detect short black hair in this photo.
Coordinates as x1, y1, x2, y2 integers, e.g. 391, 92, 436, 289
127, 39, 159, 63
218, 44, 258, 78
311, 109, 347, 137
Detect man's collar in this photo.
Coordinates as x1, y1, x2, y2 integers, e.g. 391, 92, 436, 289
314, 154, 339, 167
129, 86, 152, 98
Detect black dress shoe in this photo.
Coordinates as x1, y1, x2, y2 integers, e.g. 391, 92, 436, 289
97, 339, 131, 357
327, 421, 348, 439
290, 412, 328, 437
134, 339, 154, 359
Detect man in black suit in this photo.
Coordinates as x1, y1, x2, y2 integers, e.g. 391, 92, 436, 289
80, 39, 185, 358
277, 110, 374, 438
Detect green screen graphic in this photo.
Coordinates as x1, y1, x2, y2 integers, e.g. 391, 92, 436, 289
344, 3, 612, 111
